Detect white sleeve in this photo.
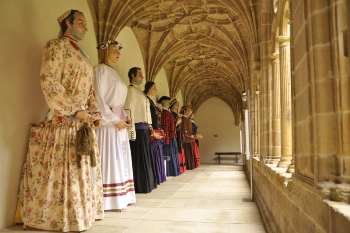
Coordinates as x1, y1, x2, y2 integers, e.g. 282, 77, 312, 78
124, 87, 136, 140
93, 66, 120, 126
146, 97, 152, 125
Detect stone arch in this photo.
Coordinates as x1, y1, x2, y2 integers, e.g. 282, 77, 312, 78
280, 1, 290, 36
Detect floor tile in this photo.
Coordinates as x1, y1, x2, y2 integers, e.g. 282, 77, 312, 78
229, 223, 266, 232
1, 165, 266, 233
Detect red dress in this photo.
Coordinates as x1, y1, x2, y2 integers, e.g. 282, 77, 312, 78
193, 141, 200, 167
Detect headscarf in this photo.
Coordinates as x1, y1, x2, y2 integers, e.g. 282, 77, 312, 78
57, 10, 72, 38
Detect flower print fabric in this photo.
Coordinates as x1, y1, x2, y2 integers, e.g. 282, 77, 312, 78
39, 38, 98, 116
18, 37, 104, 232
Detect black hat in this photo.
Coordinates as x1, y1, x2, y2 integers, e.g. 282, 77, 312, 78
169, 99, 179, 109
157, 96, 171, 104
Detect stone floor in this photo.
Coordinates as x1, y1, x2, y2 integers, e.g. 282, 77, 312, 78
2, 164, 265, 233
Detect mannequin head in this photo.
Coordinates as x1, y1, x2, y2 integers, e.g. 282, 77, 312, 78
144, 81, 157, 97
158, 96, 171, 108
128, 67, 143, 85
98, 42, 122, 65
180, 105, 192, 117
169, 99, 179, 111
60, 10, 87, 41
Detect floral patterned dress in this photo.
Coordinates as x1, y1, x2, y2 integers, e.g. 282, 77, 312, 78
18, 37, 104, 232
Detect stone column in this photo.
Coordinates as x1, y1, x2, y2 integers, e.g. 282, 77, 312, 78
278, 36, 292, 168
270, 53, 281, 164
256, 88, 260, 158
264, 65, 273, 163
268, 65, 273, 161
250, 72, 257, 158
251, 69, 260, 158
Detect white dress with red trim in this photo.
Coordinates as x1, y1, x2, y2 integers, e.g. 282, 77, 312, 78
93, 64, 136, 210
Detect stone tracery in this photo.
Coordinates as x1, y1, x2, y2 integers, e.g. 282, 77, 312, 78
88, 0, 259, 124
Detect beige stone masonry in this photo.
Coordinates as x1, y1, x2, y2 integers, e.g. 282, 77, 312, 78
250, 158, 350, 233
270, 53, 281, 165
277, 36, 292, 168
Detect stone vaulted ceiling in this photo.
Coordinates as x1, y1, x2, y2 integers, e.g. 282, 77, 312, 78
89, 0, 259, 123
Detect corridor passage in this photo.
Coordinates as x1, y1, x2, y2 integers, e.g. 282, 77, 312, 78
4, 165, 265, 233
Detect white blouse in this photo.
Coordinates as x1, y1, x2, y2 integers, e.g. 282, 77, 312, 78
93, 64, 128, 126
124, 84, 152, 140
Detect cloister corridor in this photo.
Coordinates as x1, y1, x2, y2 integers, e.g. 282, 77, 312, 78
2, 0, 350, 232
3, 165, 265, 233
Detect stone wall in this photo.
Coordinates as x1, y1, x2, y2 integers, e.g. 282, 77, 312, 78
244, 0, 350, 232
248, 159, 350, 233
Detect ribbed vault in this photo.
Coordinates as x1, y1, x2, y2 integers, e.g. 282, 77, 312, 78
88, 0, 260, 125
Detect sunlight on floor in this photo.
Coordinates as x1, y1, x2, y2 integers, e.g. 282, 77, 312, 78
4, 165, 265, 233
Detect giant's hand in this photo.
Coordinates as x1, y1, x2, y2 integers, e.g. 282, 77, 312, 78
154, 133, 163, 139
116, 119, 131, 130
75, 110, 102, 122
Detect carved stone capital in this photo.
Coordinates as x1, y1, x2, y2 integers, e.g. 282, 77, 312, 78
278, 36, 290, 47
270, 53, 280, 63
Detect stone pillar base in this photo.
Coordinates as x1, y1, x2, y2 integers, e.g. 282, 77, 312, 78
277, 157, 292, 168
286, 165, 295, 173
270, 159, 280, 165
286, 159, 295, 173
264, 156, 273, 164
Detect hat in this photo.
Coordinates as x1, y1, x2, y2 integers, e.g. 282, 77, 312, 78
169, 99, 179, 109
180, 105, 191, 114
157, 96, 171, 104
58, 10, 72, 38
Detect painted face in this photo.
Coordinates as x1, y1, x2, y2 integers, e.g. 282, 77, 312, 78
133, 69, 144, 84
147, 84, 157, 96
107, 44, 121, 64
163, 99, 170, 108
69, 13, 88, 41
185, 108, 192, 116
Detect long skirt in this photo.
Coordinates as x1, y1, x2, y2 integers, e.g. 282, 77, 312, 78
129, 129, 157, 193
164, 138, 181, 176
175, 129, 183, 153
18, 116, 104, 232
179, 148, 186, 173
184, 142, 196, 170
96, 125, 136, 210
151, 138, 166, 184
193, 141, 200, 167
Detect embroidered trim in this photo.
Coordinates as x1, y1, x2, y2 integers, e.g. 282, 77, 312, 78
103, 188, 135, 197
103, 179, 134, 187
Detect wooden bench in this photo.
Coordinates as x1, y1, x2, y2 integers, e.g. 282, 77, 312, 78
214, 152, 241, 163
